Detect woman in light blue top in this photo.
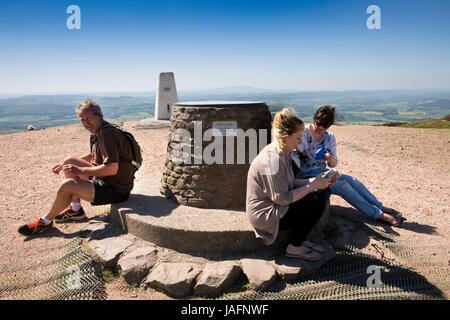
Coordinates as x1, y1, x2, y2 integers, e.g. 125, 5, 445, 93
293, 105, 405, 227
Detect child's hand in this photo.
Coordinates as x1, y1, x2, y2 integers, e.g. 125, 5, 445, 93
325, 151, 335, 162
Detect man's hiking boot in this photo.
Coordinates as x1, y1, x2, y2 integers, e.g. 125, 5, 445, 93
18, 218, 53, 236
54, 206, 87, 223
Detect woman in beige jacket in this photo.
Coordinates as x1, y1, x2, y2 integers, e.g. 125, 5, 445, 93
246, 108, 335, 261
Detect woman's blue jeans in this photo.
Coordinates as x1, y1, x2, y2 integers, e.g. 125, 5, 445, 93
330, 174, 383, 220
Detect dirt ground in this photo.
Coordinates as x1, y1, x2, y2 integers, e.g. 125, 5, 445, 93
0, 121, 448, 299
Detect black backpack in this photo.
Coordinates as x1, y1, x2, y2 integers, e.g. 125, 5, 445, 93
96, 123, 143, 171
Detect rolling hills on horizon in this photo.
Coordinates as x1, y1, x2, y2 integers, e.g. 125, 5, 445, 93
0, 89, 449, 134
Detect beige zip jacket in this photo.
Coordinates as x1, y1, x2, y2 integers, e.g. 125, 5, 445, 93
246, 142, 295, 245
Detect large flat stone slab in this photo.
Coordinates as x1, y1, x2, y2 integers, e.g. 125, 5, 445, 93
111, 177, 332, 255
194, 261, 242, 296
273, 239, 336, 282
273, 257, 314, 282
87, 237, 134, 268
110, 177, 296, 254
143, 262, 202, 297
240, 258, 277, 291
118, 246, 158, 286
135, 118, 170, 130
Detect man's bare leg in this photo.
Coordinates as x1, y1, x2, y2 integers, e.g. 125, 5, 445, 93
44, 178, 95, 221
18, 177, 96, 236
61, 156, 93, 205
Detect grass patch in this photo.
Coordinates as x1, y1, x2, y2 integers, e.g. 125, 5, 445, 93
402, 119, 450, 129
102, 266, 122, 283
217, 273, 252, 299
381, 122, 408, 127
383, 119, 450, 129
99, 206, 111, 217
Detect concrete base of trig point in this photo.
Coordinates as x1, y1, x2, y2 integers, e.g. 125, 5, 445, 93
110, 176, 332, 256
134, 118, 171, 130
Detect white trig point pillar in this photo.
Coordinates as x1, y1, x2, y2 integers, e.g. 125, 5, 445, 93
155, 72, 178, 120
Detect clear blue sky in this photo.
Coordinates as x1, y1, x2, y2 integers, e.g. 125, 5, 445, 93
1, 0, 449, 94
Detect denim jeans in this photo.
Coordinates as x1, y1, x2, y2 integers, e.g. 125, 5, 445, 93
330, 174, 383, 221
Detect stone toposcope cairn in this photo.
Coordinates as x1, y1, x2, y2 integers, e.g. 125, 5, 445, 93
161, 101, 272, 209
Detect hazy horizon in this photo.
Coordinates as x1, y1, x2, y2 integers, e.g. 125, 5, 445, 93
2, 87, 450, 99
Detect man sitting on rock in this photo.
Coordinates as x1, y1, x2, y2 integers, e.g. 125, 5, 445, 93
18, 99, 136, 236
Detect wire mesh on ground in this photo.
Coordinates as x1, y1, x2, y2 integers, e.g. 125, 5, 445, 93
1, 217, 446, 300
220, 249, 444, 300
220, 217, 447, 300
348, 215, 449, 289
0, 238, 105, 300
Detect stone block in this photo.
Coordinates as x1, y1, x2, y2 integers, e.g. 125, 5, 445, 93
194, 261, 242, 296
186, 198, 209, 208
118, 247, 158, 287
180, 189, 196, 198
144, 263, 202, 297
240, 259, 277, 291
82, 221, 110, 241
273, 257, 314, 282
87, 238, 133, 268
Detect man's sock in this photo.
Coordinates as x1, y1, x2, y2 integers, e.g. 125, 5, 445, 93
40, 216, 52, 224
70, 202, 82, 211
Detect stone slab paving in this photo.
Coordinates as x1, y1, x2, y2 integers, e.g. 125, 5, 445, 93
110, 176, 294, 254
143, 262, 202, 297
240, 258, 278, 291
118, 246, 159, 286
85, 185, 351, 298
194, 261, 242, 296
87, 237, 134, 268
135, 118, 171, 130
84, 215, 348, 297
111, 177, 332, 255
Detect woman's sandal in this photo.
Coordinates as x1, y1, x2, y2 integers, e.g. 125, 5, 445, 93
379, 214, 404, 228
302, 240, 326, 253
382, 208, 407, 221
285, 249, 321, 261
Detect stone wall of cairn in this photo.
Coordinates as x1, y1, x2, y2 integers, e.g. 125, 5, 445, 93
161, 103, 272, 209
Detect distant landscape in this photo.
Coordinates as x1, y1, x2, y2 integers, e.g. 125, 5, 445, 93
0, 88, 449, 134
